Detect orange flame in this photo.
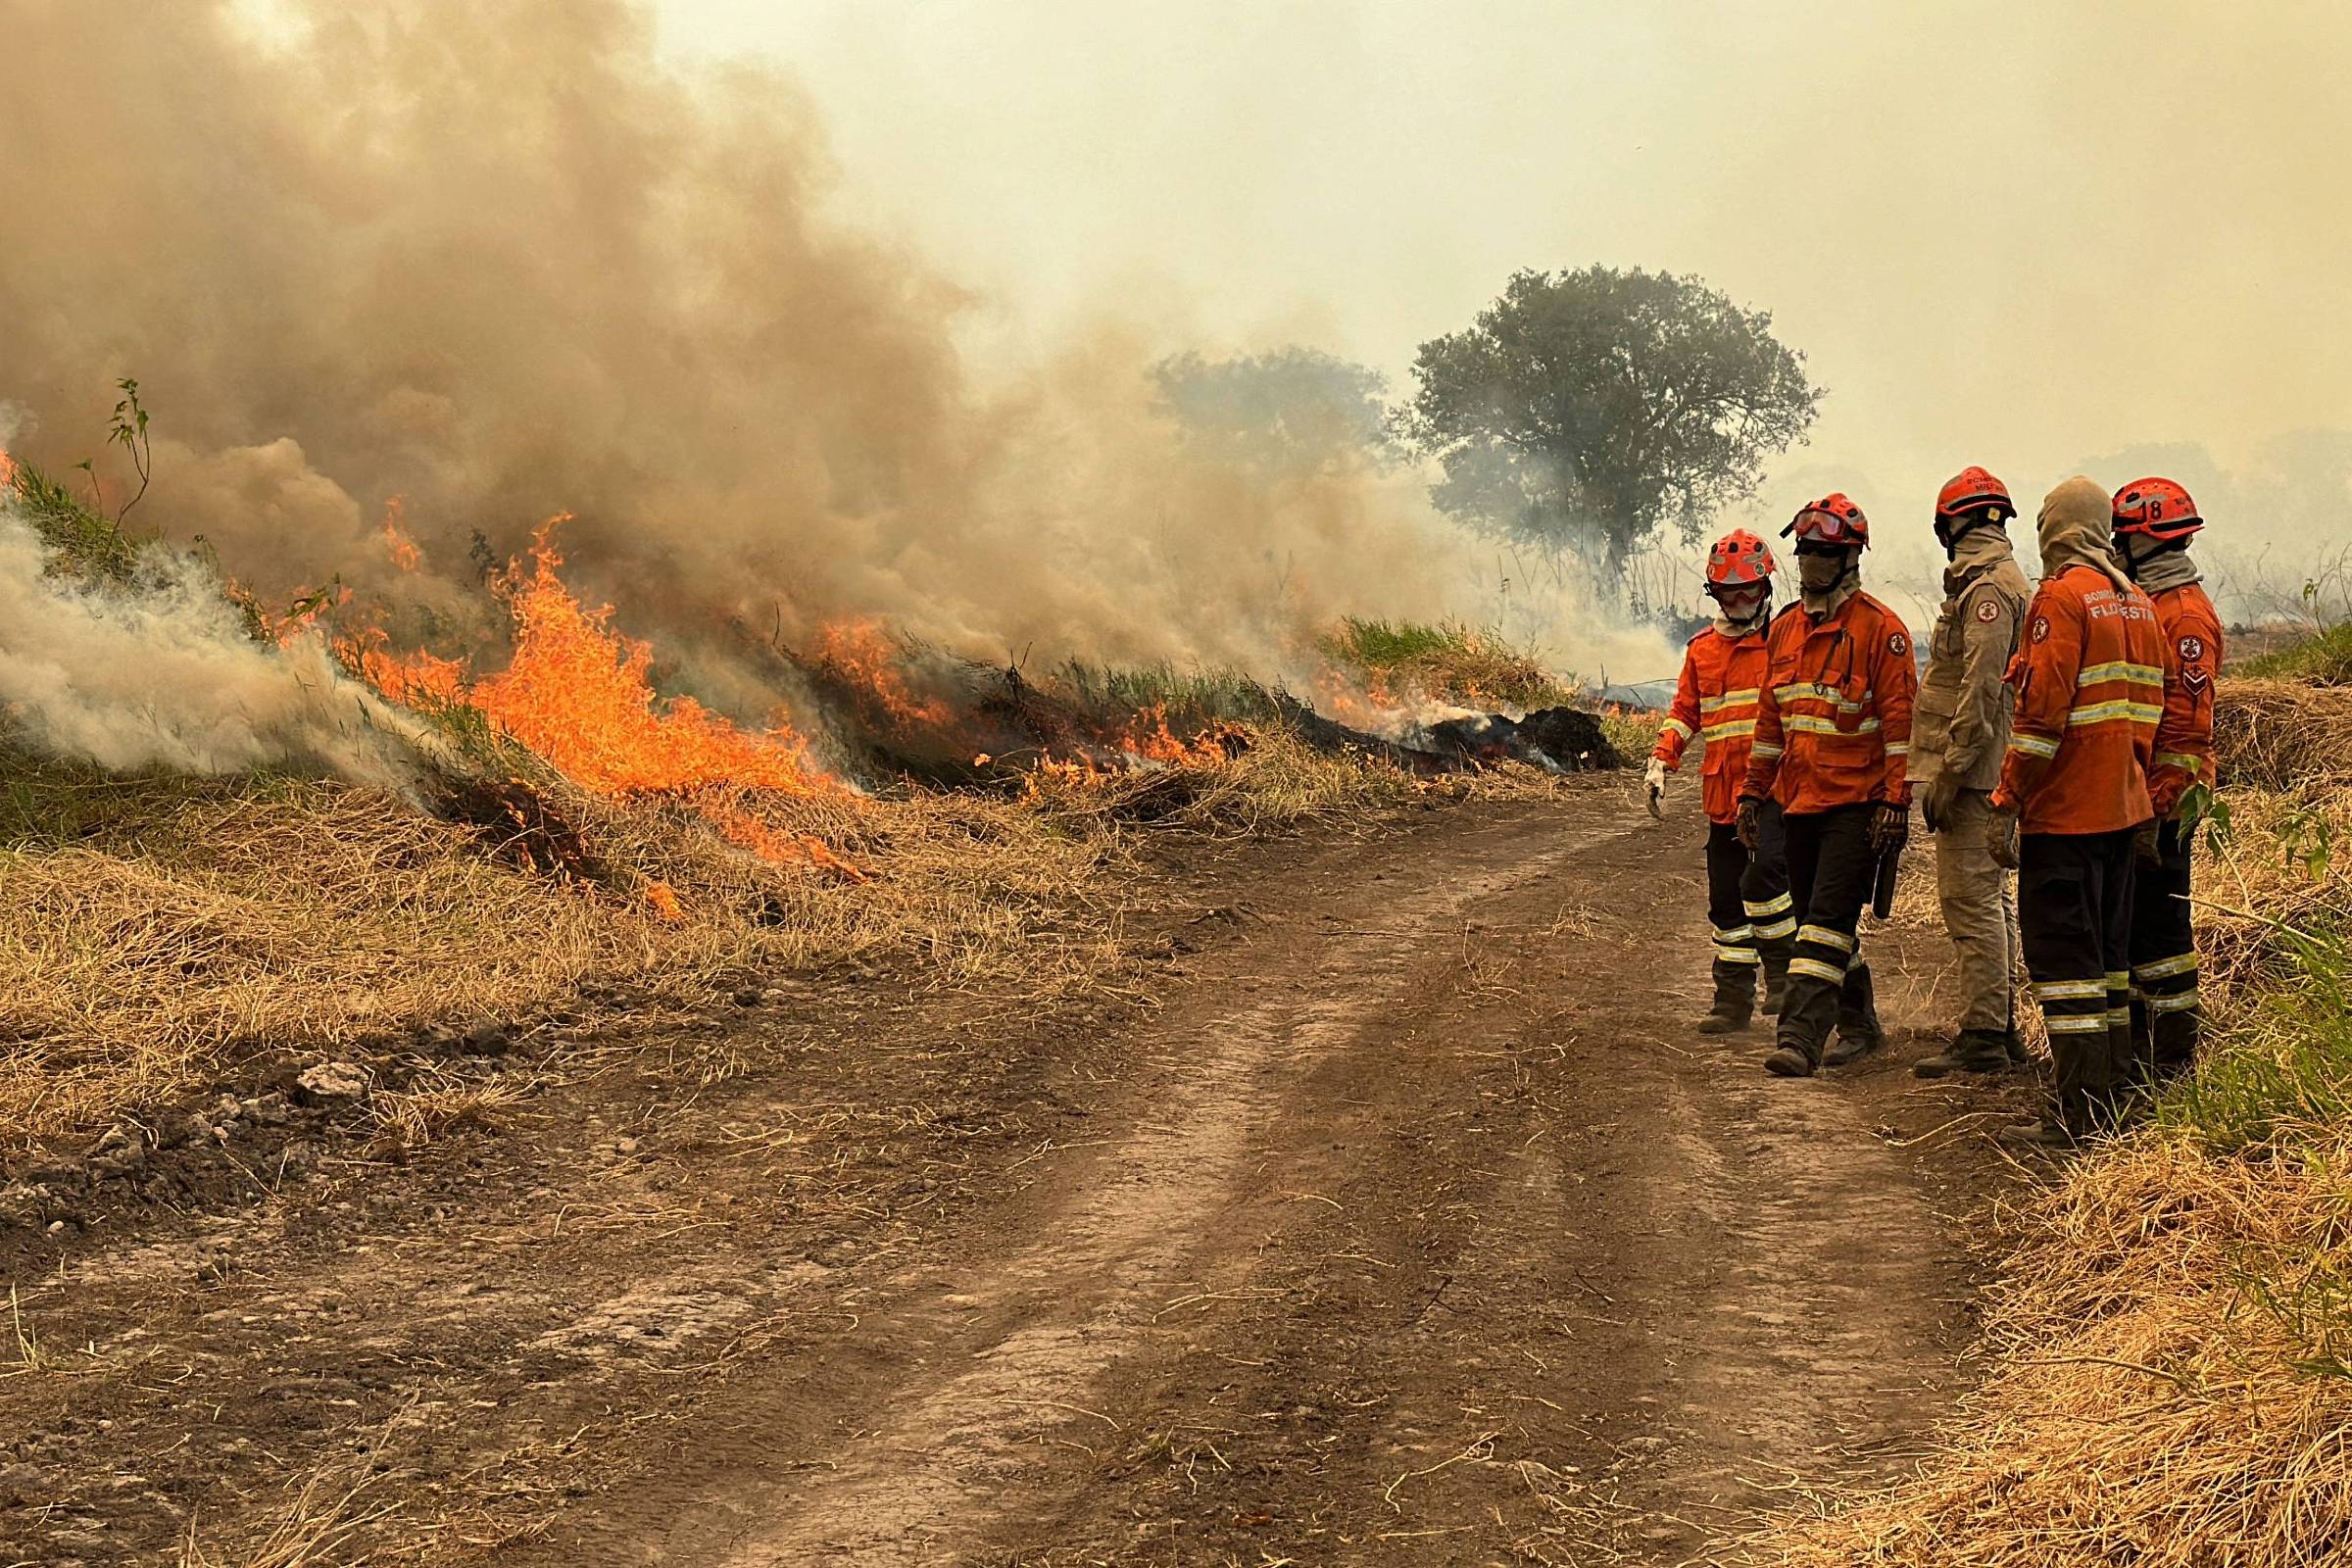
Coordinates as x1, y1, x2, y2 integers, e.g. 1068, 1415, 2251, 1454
645, 881, 685, 921
348, 627, 466, 708
469, 517, 821, 797
0, 448, 17, 490
358, 515, 863, 880
810, 617, 952, 730
379, 496, 422, 572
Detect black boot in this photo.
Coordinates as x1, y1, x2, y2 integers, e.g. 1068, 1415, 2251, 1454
1696, 960, 1757, 1036
1823, 964, 1884, 1067
2004, 1023, 2031, 1064
1914, 1027, 2015, 1079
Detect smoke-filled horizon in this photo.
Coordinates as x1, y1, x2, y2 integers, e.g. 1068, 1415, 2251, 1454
0, 0, 1674, 730
662, 0, 2352, 630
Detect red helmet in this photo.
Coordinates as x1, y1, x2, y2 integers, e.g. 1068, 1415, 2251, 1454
1705, 528, 1777, 588
1936, 466, 2013, 522
1786, 492, 1870, 549
2112, 476, 2202, 542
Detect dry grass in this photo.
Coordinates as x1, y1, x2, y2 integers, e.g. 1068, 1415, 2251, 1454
0, 720, 1416, 1148
1744, 677, 2352, 1567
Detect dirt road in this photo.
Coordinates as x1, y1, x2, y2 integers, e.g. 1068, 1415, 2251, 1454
1, 785, 2027, 1566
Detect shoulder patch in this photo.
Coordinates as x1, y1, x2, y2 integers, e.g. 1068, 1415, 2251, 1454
1888, 630, 1909, 658
1975, 599, 2001, 623
2178, 632, 2207, 665
2032, 615, 2051, 644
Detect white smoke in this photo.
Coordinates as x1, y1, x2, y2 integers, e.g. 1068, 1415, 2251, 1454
0, 512, 428, 780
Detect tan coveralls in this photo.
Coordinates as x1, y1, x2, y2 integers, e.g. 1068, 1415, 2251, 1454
1911, 527, 2032, 1036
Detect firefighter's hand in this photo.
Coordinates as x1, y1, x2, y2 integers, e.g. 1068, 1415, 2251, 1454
1642, 758, 1668, 813
1921, 772, 1959, 835
1735, 796, 1763, 853
2133, 819, 2162, 864
1869, 801, 1910, 856
1987, 806, 2022, 869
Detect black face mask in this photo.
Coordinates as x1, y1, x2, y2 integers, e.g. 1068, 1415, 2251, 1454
1935, 508, 2007, 558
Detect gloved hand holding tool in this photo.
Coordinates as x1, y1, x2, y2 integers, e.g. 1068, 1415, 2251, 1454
1643, 758, 1668, 818
1869, 801, 1910, 857
1735, 794, 1763, 853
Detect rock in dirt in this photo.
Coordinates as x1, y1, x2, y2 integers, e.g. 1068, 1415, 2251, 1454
293, 1060, 370, 1107
239, 1095, 294, 1128
460, 1022, 514, 1057
90, 1143, 146, 1181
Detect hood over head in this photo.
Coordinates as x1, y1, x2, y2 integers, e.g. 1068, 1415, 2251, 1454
2036, 476, 2133, 591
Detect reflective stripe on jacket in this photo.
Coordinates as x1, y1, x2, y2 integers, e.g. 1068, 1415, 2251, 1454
2148, 582, 2224, 817
1654, 623, 1772, 824
1992, 564, 2166, 834
1740, 592, 1917, 814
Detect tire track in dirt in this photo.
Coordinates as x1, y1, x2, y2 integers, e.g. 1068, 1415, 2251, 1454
2, 792, 2019, 1567
529, 813, 1610, 1565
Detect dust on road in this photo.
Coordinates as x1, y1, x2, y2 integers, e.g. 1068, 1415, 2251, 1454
0, 786, 2023, 1566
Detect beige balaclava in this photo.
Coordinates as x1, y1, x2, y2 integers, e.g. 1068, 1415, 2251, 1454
2036, 476, 2133, 591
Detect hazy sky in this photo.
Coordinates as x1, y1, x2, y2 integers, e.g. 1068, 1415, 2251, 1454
651, 0, 2352, 563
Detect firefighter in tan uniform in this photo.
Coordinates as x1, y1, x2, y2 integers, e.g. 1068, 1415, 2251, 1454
1911, 466, 2034, 1077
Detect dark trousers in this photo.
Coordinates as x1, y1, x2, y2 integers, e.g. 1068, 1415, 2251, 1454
2021, 827, 2137, 1126
1778, 804, 1881, 1061
1704, 804, 1792, 1003
2129, 819, 2199, 1078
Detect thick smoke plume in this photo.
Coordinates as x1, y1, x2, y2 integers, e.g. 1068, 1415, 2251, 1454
0, 0, 1662, 766
0, 511, 426, 779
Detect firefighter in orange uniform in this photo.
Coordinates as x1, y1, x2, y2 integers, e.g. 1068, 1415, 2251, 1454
1738, 494, 1916, 1078
1988, 477, 2179, 1145
1649, 530, 1793, 1033
2113, 476, 2224, 1080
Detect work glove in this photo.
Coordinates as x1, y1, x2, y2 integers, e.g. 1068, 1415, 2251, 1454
1642, 758, 1668, 815
1987, 805, 2021, 870
1921, 771, 1960, 835
1869, 801, 1911, 857
2133, 819, 2162, 864
1735, 795, 1764, 853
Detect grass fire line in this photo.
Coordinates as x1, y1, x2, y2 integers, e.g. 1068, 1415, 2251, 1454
0, 453, 1628, 1151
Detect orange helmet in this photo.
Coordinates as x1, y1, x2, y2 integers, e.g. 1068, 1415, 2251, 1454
1705, 528, 1777, 588
1936, 466, 2013, 522
2112, 476, 2202, 542
1785, 492, 1870, 549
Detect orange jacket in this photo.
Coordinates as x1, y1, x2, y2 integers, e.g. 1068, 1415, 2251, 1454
1740, 592, 1917, 814
1992, 564, 2167, 834
2147, 582, 2224, 817
1653, 623, 1772, 824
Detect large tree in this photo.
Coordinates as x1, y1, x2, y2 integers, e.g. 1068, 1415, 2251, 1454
1402, 267, 1822, 575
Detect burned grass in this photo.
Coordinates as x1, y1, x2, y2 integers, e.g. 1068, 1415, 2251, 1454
1747, 675, 2352, 1567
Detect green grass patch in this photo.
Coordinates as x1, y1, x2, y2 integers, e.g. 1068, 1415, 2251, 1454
2154, 912, 2352, 1153
5, 457, 147, 584
1318, 616, 1578, 710
1050, 661, 1278, 726
2239, 622, 2352, 684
